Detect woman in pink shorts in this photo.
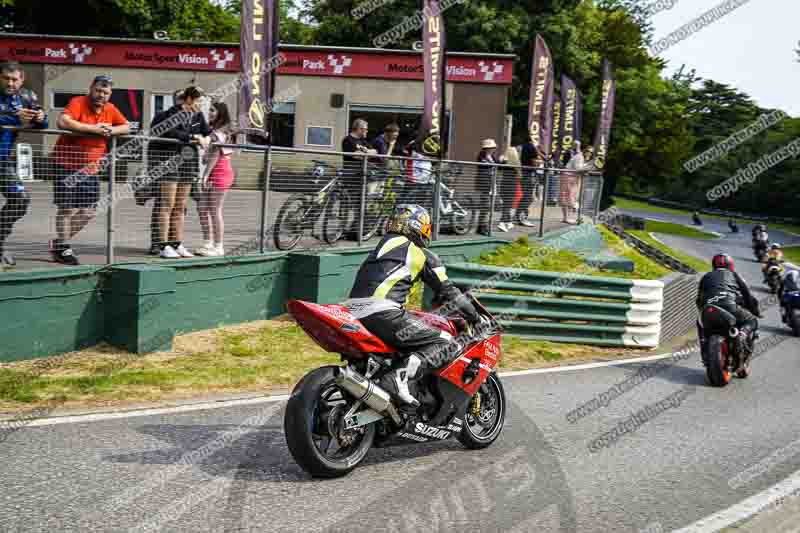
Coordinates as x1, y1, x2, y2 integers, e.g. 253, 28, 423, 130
195, 102, 234, 256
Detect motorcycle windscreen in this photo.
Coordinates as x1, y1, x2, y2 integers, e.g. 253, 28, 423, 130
436, 334, 501, 397
701, 305, 737, 334
287, 300, 395, 357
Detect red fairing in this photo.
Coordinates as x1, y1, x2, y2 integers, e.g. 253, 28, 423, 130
287, 300, 395, 357
436, 334, 502, 396
407, 310, 458, 337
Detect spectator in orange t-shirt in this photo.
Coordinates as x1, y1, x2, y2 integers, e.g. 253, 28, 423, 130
49, 75, 129, 265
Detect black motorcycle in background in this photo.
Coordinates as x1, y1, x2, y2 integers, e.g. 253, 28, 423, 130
698, 296, 760, 386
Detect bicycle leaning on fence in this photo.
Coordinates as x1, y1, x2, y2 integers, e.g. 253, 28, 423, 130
273, 160, 354, 250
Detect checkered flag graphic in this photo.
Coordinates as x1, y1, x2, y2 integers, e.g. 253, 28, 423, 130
68, 43, 94, 63
210, 49, 235, 70
327, 55, 353, 75
478, 61, 504, 81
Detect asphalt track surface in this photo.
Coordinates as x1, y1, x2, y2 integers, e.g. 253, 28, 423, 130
1, 208, 800, 533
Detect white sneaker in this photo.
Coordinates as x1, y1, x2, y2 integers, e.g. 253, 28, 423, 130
520, 219, 537, 227
175, 244, 194, 258
194, 243, 217, 256
497, 222, 509, 232
160, 245, 180, 259
215, 246, 225, 256
506, 223, 516, 231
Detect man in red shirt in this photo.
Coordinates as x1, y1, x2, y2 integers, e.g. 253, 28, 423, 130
50, 75, 129, 265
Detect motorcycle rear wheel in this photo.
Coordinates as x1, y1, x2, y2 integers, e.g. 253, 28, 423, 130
791, 309, 800, 338
705, 335, 732, 387
284, 366, 376, 478
458, 372, 506, 449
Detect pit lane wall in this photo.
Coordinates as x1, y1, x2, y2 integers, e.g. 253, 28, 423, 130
0, 238, 508, 362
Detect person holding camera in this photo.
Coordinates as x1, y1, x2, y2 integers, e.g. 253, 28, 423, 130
147, 86, 211, 258
50, 74, 129, 265
0, 61, 48, 267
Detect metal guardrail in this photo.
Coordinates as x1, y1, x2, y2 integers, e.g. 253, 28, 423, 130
603, 220, 698, 275
424, 262, 664, 348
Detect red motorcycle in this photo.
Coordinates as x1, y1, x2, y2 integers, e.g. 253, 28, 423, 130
283, 294, 506, 478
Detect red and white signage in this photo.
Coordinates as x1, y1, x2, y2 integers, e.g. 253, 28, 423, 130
0, 37, 513, 85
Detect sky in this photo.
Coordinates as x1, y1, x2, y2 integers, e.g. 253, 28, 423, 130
649, 0, 800, 117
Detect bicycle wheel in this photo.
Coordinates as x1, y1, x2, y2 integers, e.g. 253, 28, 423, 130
322, 190, 351, 245
273, 194, 310, 251
360, 194, 386, 242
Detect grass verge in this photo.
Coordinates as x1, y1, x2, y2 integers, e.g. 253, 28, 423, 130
629, 230, 711, 273
641, 220, 717, 240
785, 246, 800, 265
474, 231, 670, 280
0, 319, 636, 412
612, 197, 800, 235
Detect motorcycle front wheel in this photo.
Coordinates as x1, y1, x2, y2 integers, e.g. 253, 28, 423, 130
284, 366, 376, 478
706, 335, 732, 387
458, 372, 506, 449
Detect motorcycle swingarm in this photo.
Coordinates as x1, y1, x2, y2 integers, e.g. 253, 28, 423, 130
342, 408, 386, 430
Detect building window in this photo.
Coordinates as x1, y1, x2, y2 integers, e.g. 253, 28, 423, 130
245, 101, 295, 148
151, 93, 175, 121
306, 126, 333, 147
52, 90, 144, 132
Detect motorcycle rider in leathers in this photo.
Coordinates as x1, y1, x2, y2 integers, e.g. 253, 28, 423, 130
343, 204, 480, 407
779, 269, 800, 323
696, 254, 762, 362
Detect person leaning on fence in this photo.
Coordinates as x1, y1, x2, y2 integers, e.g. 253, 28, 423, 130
193, 101, 234, 257
146, 86, 211, 259
497, 145, 523, 233
0, 61, 48, 267
341, 118, 377, 240
49, 74, 130, 266
476, 138, 499, 236
142, 89, 186, 255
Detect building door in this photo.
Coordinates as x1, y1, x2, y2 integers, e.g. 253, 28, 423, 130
347, 104, 451, 155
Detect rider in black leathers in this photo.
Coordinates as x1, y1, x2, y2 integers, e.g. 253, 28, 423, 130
779, 269, 800, 322
696, 254, 762, 359
343, 204, 480, 406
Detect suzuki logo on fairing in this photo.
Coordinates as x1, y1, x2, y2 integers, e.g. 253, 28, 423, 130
415, 422, 451, 440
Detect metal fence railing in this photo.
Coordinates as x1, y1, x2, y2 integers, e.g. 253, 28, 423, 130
0, 127, 604, 270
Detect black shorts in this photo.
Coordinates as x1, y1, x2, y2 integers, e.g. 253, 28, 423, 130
52, 163, 100, 209
154, 146, 201, 184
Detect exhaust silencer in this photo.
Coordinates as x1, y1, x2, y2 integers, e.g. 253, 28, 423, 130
335, 366, 393, 414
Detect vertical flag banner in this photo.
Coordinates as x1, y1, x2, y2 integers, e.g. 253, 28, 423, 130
527, 34, 555, 159
592, 59, 616, 170
550, 97, 561, 162
239, 0, 279, 135
418, 0, 446, 157
558, 75, 583, 164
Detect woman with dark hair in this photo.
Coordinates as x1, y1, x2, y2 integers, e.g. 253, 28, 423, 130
194, 101, 234, 256
148, 86, 211, 258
